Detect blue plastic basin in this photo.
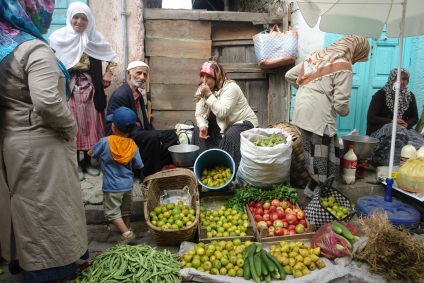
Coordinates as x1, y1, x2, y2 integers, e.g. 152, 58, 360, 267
194, 149, 235, 191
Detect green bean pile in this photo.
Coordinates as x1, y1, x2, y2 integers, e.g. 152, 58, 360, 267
75, 244, 182, 283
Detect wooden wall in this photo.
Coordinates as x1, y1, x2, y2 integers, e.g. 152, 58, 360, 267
144, 8, 292, 130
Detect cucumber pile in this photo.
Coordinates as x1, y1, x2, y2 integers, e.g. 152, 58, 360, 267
331, 220, 360, 255
243, 243, 286, 283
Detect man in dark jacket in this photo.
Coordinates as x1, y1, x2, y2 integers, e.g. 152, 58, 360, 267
106, 61, 178, 177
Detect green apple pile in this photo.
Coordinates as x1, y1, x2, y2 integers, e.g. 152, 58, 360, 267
200, 165, 232, 188
149, 201, 196, 229
180, 239, 250, 277
200, 205, 249, 238
320, 196, 349, 220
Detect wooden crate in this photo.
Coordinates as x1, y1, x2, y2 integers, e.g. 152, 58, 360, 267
246, 204, 316, 243
198, 195, 256, 244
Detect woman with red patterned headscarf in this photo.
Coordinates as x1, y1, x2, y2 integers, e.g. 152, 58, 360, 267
286, 35, 370, 198
193, 61, 258, 171
0, 0, 87, 281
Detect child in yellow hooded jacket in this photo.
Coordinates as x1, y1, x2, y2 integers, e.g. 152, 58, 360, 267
88, 106, 143, 244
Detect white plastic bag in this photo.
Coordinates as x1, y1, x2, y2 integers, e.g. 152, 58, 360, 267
236, 128, 292, 187
175, 121, 194, 144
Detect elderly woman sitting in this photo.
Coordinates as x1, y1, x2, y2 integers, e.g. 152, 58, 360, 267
366, 67, 424, 166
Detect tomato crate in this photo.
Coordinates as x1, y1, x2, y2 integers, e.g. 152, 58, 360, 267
197, 195, 256, 244
246, 204, 316, 243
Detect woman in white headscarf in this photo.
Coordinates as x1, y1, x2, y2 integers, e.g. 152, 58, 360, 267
49, 2, 118, 180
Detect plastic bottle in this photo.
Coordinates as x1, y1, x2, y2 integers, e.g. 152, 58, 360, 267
400, 141, 417, 166
417, 143, 424, 158
342, 145, 357, 185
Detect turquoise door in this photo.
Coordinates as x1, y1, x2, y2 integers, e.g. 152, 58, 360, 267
43, 0, 88, 40
324, 33, 412, 136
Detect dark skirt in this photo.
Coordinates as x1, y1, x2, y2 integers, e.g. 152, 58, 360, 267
300, 126, 340, 198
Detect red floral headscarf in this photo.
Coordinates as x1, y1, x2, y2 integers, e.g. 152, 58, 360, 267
199, 61, 227, 91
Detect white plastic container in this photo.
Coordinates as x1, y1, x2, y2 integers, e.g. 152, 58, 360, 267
417, 143, 424, 158
342, 145, 357, 184
400, 142, 417, 166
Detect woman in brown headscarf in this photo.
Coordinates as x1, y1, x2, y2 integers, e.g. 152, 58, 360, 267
285, 35, 370, 198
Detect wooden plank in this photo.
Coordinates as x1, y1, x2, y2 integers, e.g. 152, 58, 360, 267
239, 80, 269, 128
151, 84, 197, 111
267, 66, 292, 125
145, 8, 283, 25
149, 57, 206, 85
220, 63, 263, 73
145, 38, 211, 59
151, 110, 196, 130
230, 73, 267, 80
212, 40, 254, 47
145, 20, 211, 40
212, 22, 263, 41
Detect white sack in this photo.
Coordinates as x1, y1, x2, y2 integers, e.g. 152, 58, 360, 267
236, 128, 292, 187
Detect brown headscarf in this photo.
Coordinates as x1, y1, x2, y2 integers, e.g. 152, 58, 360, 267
297, 35, 370, 86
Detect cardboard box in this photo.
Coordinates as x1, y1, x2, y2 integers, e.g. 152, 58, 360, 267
198, 195, 256, 244
246, 204, 315, 243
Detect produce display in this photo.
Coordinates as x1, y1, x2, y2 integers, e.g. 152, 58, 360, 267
243, 243, 287, 282
226, 184, 298, 212
75, 244, 181, 283
320, 196, 350, 220
253, 133, 287, 147
249, 199, 308, 236
180, 240, 248, 277
269, 240, 326, 278
180, 240, 287, 282
200, 165, 233, 188
149, 201, 196, 229
199, 205, 249, 238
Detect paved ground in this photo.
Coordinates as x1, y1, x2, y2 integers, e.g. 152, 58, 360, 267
1, 163, 422, 282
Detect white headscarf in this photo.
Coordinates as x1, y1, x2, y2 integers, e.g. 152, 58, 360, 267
48, 2, 118, 69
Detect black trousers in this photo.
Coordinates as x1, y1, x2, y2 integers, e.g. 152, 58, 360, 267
129, 129, 178, 177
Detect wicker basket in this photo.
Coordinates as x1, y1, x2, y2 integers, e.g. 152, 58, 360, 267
271, 122, 309, 189
142, 168, 200, 246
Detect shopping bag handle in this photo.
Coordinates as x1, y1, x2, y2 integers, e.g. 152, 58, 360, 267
322, 175, 335, 188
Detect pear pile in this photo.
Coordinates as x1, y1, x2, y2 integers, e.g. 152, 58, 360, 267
269, 241, 326, 278
200, 165, 233, 188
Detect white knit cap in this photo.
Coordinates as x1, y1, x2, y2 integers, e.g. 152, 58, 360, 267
127, 61, 149, 70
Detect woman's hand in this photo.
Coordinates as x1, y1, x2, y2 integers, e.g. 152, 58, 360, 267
102, 72, 112, 88
200, 77, 211, 98
397, 118, 408, 128
199, 126, 210, 140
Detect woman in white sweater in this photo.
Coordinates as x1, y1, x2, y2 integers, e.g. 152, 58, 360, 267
193, 61, 258, 171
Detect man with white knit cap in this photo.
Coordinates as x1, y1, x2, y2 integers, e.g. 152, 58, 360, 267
106, 61, 178, 177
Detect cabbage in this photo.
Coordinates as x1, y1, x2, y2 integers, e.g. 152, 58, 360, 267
396, 158, 424, 193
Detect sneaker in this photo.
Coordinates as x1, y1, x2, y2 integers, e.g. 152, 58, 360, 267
84, 165, 100, 176
118, 231, 135, 245
78, 165, 85, 181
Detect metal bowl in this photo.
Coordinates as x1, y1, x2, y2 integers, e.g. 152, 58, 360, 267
168, 144, 200, 167
341, 135, 379, 160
